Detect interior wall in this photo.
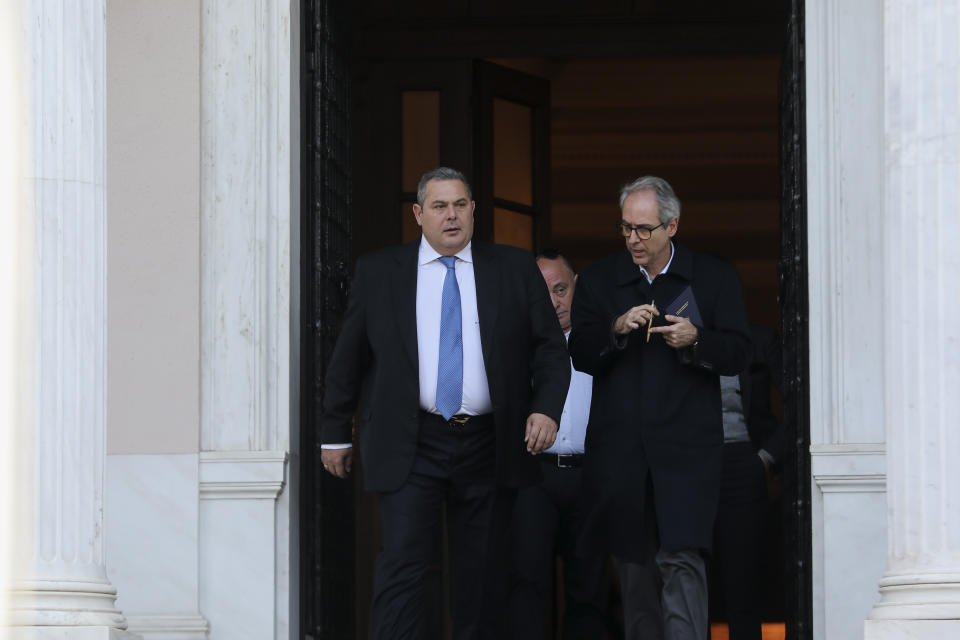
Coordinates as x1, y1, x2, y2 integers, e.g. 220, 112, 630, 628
104, 2, 208, 637
107, 0, 200, 455
493, 56, 782, 329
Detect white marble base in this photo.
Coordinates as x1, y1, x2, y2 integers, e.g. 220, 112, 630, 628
7, 578, 127, 628
865, 619, 960, 640
126, 614, 209, 640
869, 569, 960, 620
199, 452, 287, 640
106, 454, 206, 628
7, 628, 141, 640
812, 445, 888, 639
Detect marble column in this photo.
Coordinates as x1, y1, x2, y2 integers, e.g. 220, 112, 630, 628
866, 1, 960, 637
8, 2, 135, 637
199, 0, 297, 637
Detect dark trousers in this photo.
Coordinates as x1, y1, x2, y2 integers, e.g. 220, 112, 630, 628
618, 549, 708, 640
618, 475, 710, 640
509, 462, 605, 639
710, 441, 766, 640
617, 557, 663, 640
370, 413, 513, 640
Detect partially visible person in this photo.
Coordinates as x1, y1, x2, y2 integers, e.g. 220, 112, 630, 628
710, 324, 784, 640
569, 176, 751, 640
509, 250, 606, 639
319, 167, 570, 639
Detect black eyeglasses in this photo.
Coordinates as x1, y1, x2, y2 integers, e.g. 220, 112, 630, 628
618, 222, 664, 240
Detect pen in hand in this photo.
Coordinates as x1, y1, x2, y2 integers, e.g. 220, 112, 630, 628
646, 300, 655, 343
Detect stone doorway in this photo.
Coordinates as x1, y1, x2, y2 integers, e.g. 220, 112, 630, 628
299, 1, 809, 638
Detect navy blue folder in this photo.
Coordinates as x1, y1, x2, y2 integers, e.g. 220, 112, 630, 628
663, 285, 702, 327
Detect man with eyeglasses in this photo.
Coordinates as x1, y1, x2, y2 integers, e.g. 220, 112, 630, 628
319, 167, 570, 640
569, 176, 751, 640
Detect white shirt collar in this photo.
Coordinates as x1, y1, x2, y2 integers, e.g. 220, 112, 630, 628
418, 236, 474, 266
638, 240, 675, 283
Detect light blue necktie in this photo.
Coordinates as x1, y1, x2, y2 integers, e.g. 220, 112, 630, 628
436, 256, 463, 420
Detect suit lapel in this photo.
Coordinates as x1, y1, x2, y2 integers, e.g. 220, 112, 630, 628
472, 242, 499, 367
391, 241, 420, 372
653, 242, 693, 311
614, 250, 650, 310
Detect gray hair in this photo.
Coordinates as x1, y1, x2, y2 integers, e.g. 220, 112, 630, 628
416, 167, 473, 206
618, 176, 681, 225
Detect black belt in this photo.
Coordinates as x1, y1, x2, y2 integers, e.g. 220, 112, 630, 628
540, 453, 584, 468
419, 410, 493, 429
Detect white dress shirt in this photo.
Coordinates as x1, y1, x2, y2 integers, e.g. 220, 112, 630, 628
545, 332, 592, 455
416, 238, 492, 416
321, 237, 492, 450
638, 240, 676, 284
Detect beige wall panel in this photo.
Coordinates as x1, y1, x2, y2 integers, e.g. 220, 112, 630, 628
107, 0, 200, 453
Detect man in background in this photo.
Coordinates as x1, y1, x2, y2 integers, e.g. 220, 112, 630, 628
510, 249, 606, 639
710, 324, 784, 640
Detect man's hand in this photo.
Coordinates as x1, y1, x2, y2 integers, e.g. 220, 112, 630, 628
759, 452, 783, 501
321, 447, 353, 479
648, 314, 698, 349
613, 304, 659, 336
525, 412, 558, 454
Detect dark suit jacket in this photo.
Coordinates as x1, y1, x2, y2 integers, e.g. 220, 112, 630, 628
319, 239, 571, 493
740, 325, 784, 464
569, 243, 751, 558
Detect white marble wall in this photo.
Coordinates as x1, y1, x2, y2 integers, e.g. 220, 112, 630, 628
865, 1, 960, 637
97, 0, 299, 636
200, 0, 294, 455
806, 0, 889, 638
198, 0, 299, 638
106, 455, 208, 640
103, 3, 208, 637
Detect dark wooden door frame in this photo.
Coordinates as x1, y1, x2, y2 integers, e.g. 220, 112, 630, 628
351, 58, 475, 260
300, 1, 356, 638
472, 60, 552, 249
778, 1, 812, 637
300, 1, 810, 638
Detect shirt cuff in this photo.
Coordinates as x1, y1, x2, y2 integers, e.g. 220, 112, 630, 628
321, 443, 353, 450
758, 448, 776, 467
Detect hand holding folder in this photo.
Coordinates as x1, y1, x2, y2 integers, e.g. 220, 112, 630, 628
648, 286, 702, 349
662, 285, 702, 326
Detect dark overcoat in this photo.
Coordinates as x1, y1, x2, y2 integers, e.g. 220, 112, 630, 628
319, 239, 571, 493
741, 325, 784, 463
569, 243, 750, 559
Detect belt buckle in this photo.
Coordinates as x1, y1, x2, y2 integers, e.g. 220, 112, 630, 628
448, 415, 469, 429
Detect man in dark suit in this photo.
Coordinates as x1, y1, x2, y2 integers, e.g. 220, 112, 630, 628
569, 176, 751, 640
509, 250, 606, 639
710, 324, 783, 640
319, 167, 570, 640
